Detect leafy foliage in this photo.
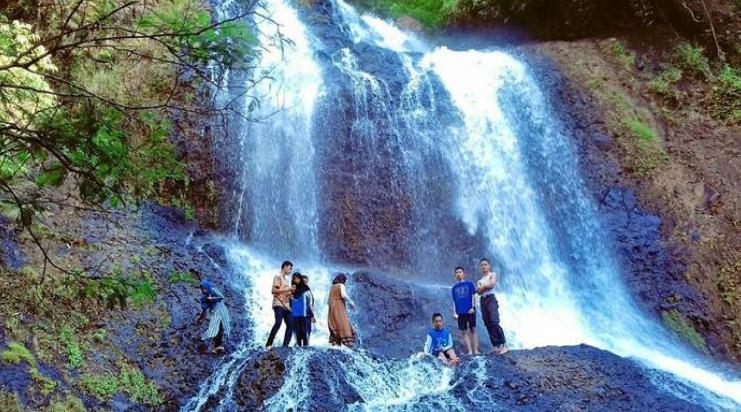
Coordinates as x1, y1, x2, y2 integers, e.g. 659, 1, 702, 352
674, 43, 710, 78
60, 326, 84, 369
0, 1, 259, 285
79, 267, 158, 309
79, 373, 119, 400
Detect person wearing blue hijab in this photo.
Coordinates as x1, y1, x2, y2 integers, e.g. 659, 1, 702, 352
197, 278, 232, 354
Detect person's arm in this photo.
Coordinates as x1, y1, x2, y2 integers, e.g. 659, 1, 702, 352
452, 303, 458, 319
423, 334, 432, 355
206, 294, 223, 303
272, 275, 293, 295
469, 283, 476, 313
340, 284, 355, 309
476, 274, 497, 293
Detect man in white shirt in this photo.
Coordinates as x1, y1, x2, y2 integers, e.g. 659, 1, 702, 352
265, 260, 295, 349
476, 258, 509, 355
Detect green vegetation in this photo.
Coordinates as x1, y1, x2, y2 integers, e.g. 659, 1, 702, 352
60, 326, 84, 369
648, 67, 682, 96
622, 117, 668, 175
624, 117, 657, 142
1, 342, 35, 365
674, 44, 710, 78
354, 0, 453, 29
662, 309, 708, 354
79, 373, 119, 401
44, 395, 86, 412
711, 64, 741, 124
120, 366, 163, 405
79, 365, 162, 406
169, 270, 199, 285
32, 369, 58, 395
718, 65, 741, 91
611, 40, 636, 70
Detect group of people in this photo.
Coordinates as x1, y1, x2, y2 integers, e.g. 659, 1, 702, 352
265, 260, 357, 349
195, 258, 509, 366
423, 258, 509, 366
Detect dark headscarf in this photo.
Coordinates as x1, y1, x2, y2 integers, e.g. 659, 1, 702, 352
332, 272, 347, 285
292, 271, 309, 298
200, 279, 214, 294
199, 279, 222, 311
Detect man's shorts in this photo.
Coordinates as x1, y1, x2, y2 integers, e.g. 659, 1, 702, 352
457, 312, 476, 331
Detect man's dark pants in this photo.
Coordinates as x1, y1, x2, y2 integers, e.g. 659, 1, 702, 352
266, 306, 293, 347
481, 295, 506, 347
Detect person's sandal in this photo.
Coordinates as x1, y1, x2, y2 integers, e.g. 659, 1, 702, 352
498, 345, 510, 355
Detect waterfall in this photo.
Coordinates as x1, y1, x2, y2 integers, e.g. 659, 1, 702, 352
184, 0, 741, 410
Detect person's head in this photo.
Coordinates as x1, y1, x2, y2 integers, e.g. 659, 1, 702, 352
332, 272, 347, 285
432, 313, 444, 330
454, 266, 465, 281
301, 275, 310, 286
281, 260, 293, 275
199, 279, 213, 295
479, 258, 491, 275
293, 272, 308, 296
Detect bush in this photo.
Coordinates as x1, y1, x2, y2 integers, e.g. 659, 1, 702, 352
79, 366, 162, 406
120, 367, 163, 406
674, 44, 710, 78
79, 373, 118, 401
717, 65, 741, 92
648, 67, 682, 96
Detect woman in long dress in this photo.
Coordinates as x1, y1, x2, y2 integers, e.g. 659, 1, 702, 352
327, 273, 356, 347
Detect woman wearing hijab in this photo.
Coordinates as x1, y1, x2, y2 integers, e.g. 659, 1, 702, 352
327, 272, 356, 347
290, 271, 312, 347
197, 279, 232, 354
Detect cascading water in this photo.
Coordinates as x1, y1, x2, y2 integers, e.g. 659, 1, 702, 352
184, 0, 741, 410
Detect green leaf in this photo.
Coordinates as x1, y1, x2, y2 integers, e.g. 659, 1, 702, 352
36, 164, 66, 187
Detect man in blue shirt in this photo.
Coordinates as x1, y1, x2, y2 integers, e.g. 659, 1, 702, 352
423, 313, 460, 366
451, 266, 480, 355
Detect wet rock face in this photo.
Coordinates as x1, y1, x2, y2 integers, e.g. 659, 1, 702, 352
234, 351, 287, 410
452, 345, 699, 411
0, 214, 24, 271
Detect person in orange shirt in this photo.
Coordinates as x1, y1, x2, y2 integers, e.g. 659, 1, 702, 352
266, 260, 295, 349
